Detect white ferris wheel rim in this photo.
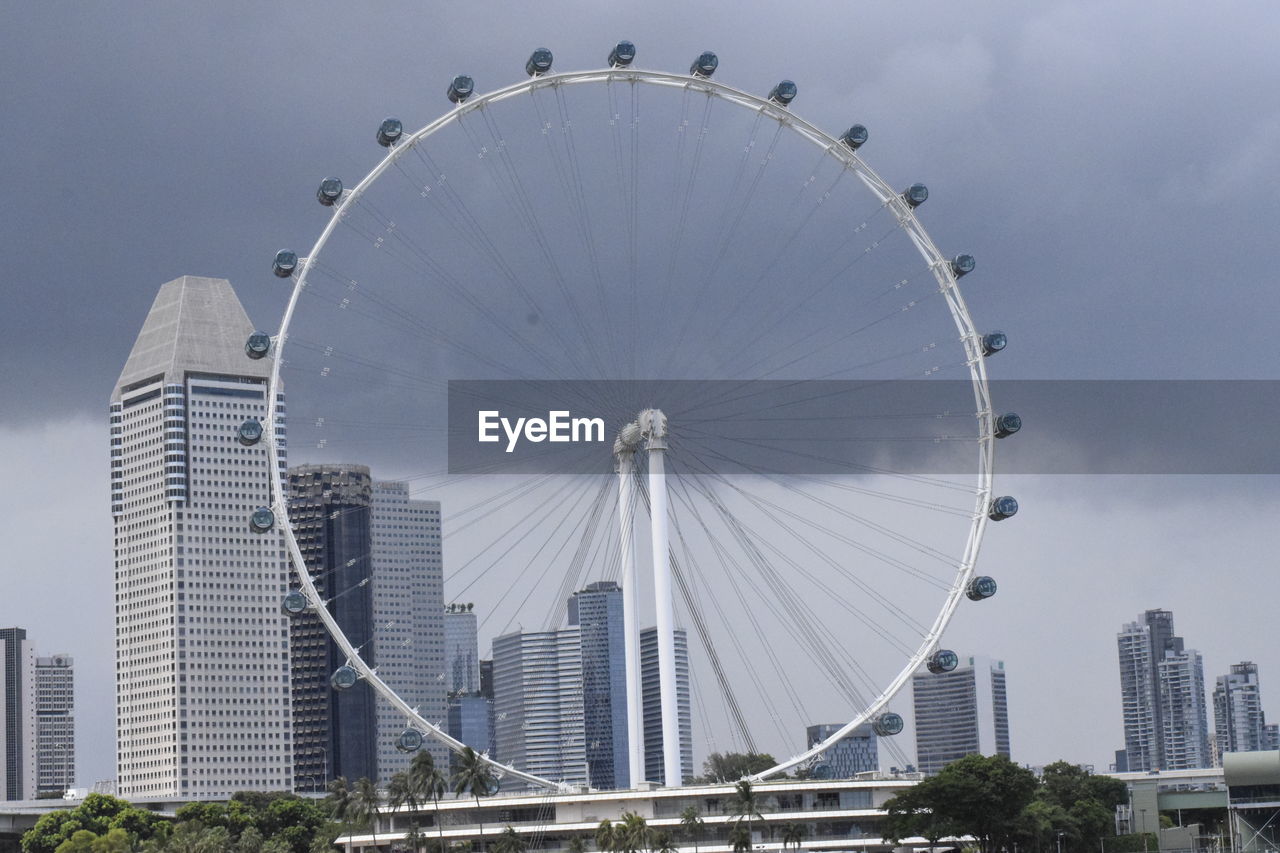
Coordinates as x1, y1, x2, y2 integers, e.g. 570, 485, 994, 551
263, 66, 997, 792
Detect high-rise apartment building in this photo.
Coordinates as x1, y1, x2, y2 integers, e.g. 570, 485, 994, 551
492, 626, 587, 786
35, 655, 75, 795
1214, 662, 1271, 763
805, 723, 877, 779
1, 628, 36, 801
288, 465, 378, 789
912, 655, 1010, 776
445, 605, 480, 695
568, 582, 628, 790
370, 482, 448, 778
1117, 609, 1210, 771
640, 627, 693, 784
111, 276, 293, 799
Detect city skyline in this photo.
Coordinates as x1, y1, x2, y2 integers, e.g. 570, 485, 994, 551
3, 3, 1280, 787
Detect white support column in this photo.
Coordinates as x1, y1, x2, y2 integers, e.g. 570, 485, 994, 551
613, 424, 644, 789
640, 408, 681, 786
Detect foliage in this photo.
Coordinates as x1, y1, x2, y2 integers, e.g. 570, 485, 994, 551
679, 806, 704, 853
781, 823, 806, 852
24, 795, 163, 853
492, 827, 527, 853
453, 749, 498, 853
882, 754, 1038, 853
693, 753, 779, 783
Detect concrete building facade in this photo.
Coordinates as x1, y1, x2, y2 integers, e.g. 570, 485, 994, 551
111, 276, 293, 799
1214, 662, 1271, 762
640, 627, 693, 784
1117, 609, 1210, 771
1, 629, 36, 801
34, 655, 74, 796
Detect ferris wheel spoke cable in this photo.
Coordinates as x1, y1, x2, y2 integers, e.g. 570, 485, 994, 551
665, 470, 813, 732
538, 475, 616, 630
672, 461, 908, 698
635, 473, 762, 754
671, 446, 953, 595
491, 475, 614, 638
660, 91, 716, 314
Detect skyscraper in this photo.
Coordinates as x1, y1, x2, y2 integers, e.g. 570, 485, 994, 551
1117, 609, 1210, 771
912, 655, 1010, 776
640, 627, 693, 784
492, 626, 587, 786
805, 723, 878, 779
111, 276, 293, 799
1214, 662, 1271, 762
288, 464, 378, 789
34, 655, 75, 796
370, 482, 448, 777
1, 628, 36, 801
568, 582, 629, 790
444, 605, 480, 695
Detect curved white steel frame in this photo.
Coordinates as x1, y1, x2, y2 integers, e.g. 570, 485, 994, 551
263, 67, 996, 792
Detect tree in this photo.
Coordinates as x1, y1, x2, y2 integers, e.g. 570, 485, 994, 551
615, 813, 650, 853
732, 781, 764, 849
349, 777, 383, 851
453, 747, 497, 853
595, 820, 617, 853
651, 831, 677, 853
781, 823, 806, 853
679, 806, 704, 853
881, 754, 1038, 853
697, 753, 778, 783
238, 827, 266, 853
492, 827, 526, 853
729, 825, 751, 853
566, 835, 588, 853
409, 751, 450, 853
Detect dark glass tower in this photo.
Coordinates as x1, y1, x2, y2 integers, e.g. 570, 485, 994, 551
567, 582, 628, 789
288, 465, 377, 788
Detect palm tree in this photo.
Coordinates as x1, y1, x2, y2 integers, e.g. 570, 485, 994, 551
651, 831, 678, 853
679, 806, 703, 853
732, 781, 763, 851
595, 820, 616, 853
348, 777, 383, 851
616, 812, 651, 853
566, 835, 588, 853
453, 747, 497, 852
730, 825, 752, 853
493, 827, 527, 853
781, 823, 806, 853
389, 771, 424, 852
410, 752, 450, 853
327, 776, 354, 823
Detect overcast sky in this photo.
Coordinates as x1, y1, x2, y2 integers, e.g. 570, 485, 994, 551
2, 2, 1279, 787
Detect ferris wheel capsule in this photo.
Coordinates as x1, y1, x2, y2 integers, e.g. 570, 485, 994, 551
988, 495, 1019, 521
902, 183, 929, 208
272, 249, 299, 278
981, 331, 1008, 356
316, 177, 344, 207
966, 575, 998, 601
768, 80, 798, 106
331, 665, 359, 691
608, 41, 636, 68
281, 590, 308, 617
690, 51, 719, 78
236, 418, 264, 446
950, 254, 976, 278
526, 48, 553, 77
447, 75, 475, 104
245, 331, 272, 359
927, 649, 960, 674
839, 125, 869, 150
249, 507, 275, 533
376, 118, 404, 148
872, 712, 904, 737
396, 728, 425, 753
994, 412, 1022, 439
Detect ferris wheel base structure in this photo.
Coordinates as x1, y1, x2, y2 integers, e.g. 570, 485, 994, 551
246, 42, 1022, 794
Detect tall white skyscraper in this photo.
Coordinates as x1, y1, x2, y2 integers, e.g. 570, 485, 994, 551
1, 627, 36, 801
35, 655, 75, 795
1117, 609, 1210, 771
111, 276, 293, 798
492, 626, 587, 786
640, 627, 693, 784
912, 654, 1010, 775
1214, 662, 1268, 763
371, 482, 448, 777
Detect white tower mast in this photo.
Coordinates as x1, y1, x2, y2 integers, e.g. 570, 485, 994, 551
639, 408, 681, 786
613, 424, 645, 788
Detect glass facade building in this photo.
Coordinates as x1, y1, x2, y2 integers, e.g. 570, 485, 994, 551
640, 627, 693, 784
805, 723, 877, 779
912, 654, 1010, 775
567, 581, 629, 790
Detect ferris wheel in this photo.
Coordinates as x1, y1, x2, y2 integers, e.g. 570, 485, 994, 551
243, 43, 1021, 793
